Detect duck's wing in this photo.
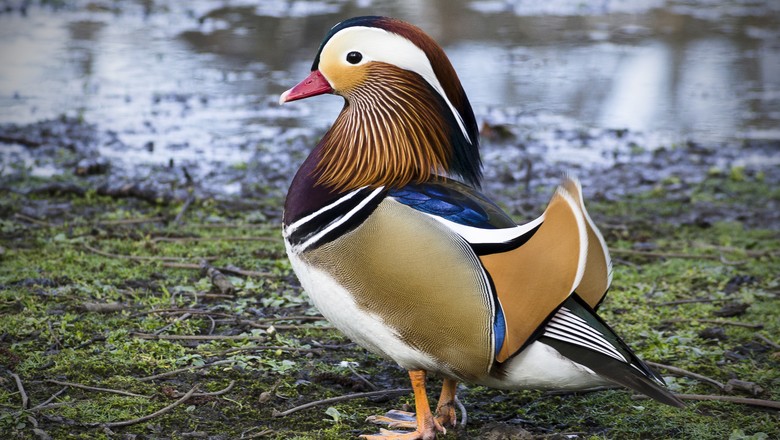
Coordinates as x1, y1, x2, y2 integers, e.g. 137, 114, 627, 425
541, 294, 685, 407
391, 178, 588, 363
389, 178, 544, 254
392, 179, 682, 407
389, 179, 517, 229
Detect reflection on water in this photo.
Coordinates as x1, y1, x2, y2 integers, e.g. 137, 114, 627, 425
0, 0, 778, 174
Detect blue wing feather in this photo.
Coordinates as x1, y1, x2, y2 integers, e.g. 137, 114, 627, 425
389, 179, 516, 229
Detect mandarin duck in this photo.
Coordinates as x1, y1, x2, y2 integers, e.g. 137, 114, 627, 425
279, 16, 683, 440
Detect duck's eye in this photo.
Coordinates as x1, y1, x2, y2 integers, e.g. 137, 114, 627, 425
346, 51, 363, 64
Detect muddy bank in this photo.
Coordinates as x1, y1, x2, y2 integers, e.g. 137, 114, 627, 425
2, 113, 778, 230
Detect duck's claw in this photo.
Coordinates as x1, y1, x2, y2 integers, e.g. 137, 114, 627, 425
360, 427, 439, 440
366, 409, 418, 429
433, 378, 459, 428
361, 370, 446, 440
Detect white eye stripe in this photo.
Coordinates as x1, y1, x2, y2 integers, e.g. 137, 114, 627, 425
321, 26, 471, 144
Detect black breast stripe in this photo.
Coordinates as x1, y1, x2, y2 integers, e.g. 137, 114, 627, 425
285, 186, 386, 251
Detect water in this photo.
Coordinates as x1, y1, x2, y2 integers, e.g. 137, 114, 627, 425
0, 0, 778, 184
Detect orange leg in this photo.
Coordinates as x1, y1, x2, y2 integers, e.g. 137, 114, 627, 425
361, 370, 445, 440
434, 378, 458, 428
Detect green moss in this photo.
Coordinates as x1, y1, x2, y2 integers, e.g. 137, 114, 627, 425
1, 172, 778, 439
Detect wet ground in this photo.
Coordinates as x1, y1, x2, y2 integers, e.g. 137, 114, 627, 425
1, 0, 779, 227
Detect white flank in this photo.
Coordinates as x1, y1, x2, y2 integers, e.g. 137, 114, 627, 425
480, 341, 611, 390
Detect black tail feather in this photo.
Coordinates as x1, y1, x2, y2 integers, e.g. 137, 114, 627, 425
540, 295, 685, 408
542, 337, 685, 407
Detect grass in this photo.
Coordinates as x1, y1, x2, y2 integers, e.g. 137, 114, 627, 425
0, 171, 778, 439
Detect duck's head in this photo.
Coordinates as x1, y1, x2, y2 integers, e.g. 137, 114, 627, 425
280, 16, 481, 191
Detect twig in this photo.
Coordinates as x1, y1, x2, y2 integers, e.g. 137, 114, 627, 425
83, 244, 217, 262
31, 424, 50, 440
132, 308, 237, 318
697, 319, 762, 329
135, 310, 324, 323
209, 318, 333, 330
544, 386, 619, 396
755, 333, 780, 350
215, 345, 323, 356
138, 360, 236, 382
152, 236, 282, 243
153, 313, 192, 335
14, 213, 52, 227
609, 248, 721, 260
612, 257, 641, 269
644, 362, 725, 391
272, 389, 412, 417
46, 380, 150, 398
662, 318, 764, 329
310, 341, 359, 350
97, 216, 166, 226
161, 262, 269, 277
11, 373, 29, 409
174, 194, 195, 225
719, 254, 747, 266
89, 384, 200, 428
632, 393, 780, 410
694, 244, 780, 258
653, 298, 729, 306
240, 428, 274, 439
195, 223, 257, 229
174, 380, 235, 398
191, 292, 227, 300
30, 387, 68, 411
206, 314, 216, 335
0, 133, 41, 147
81, 302, 133, 313
26, 402, 76, 412
347, 363, 378, 390
95, 182, 173, 205
131, 333, 268, 342
46, 320, 62, 349
256, 315, 326, 323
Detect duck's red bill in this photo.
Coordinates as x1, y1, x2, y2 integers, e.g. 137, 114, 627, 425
279, 70, 333, 104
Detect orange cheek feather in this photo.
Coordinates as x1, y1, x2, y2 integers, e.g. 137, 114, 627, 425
319, 60, 369, 95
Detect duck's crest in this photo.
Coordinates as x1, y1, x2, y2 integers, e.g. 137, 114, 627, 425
312, 16, 482, 188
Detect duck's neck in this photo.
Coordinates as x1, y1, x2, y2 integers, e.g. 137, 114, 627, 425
316, 66, 458, 192
284, 65, 481, 225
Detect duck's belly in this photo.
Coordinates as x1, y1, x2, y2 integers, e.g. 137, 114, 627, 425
480, 341, 612, 390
